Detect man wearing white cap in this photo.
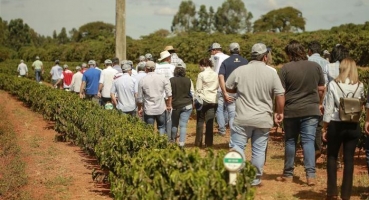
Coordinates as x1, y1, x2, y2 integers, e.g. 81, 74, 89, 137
164, 45, 186, 68
225, 43, 285, 186
98, 59, 118, 106
80, 60, 101, 104
17, 60, 28, 77
217, 42, 248, 136
156, 50, 176, 138
208, 43, 229, 74
111, 64, 136, 116
70, 66, 83, 94
135, 55, 146, 71
137, 61, 172, 135
32, 56, 43, 83
62, 64, 73, 90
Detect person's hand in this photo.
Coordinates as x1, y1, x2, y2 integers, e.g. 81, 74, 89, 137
138, 109, 143, 117
322, 127, 328, 142
319, 105, 324, 115
166, 105, 172, 112
79, 93, 85, 99
365, 121, 369, 135
97, 92, 101, 98
274, 113, 284, 126
224, 93, 234, 103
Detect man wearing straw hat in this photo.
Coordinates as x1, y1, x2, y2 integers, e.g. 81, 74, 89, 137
164, 45, 186, 68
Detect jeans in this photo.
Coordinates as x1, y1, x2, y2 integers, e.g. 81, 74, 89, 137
195, 101, 217, 147
216, 92, 233, 135
326, 121, 360, 199
165, 110, 172, 141
171, 105, 192, 146
35, 69, 42, 82
315, 115, 323, 152
366, 136, 369, 174
283, 116, 319, 178
144, 111, 166, 136
229, 124, 269, 186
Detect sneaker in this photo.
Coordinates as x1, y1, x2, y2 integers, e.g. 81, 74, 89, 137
276, 176, 293, 183
307, 177, 316, 186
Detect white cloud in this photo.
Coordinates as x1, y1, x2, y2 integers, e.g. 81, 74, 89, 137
154, 7, 177, 16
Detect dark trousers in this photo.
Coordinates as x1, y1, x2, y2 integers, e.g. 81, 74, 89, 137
326, 121, 360, 199
315, 115, 323, 152
195, 101, 217, 147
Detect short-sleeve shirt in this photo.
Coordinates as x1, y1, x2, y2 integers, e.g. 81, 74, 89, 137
219, 54, 248, 81
155, 62, 175, 79
82, 68, 101, 95
279, 60, 325, 118
32, 60, 43, 70
110, 73, 136, 112
50, 65, 63, 80
99, 67, 118, 98
226, 60, 285, 129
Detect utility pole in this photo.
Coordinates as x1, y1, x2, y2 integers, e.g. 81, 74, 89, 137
115, 0, 126, 61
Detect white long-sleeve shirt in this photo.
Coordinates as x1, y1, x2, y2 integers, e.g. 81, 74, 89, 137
323, 79, 364, 123
70, 71, 83, 93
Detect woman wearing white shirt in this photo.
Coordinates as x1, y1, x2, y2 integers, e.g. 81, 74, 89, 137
194, 58, 219, 148
322, 58, 364, 200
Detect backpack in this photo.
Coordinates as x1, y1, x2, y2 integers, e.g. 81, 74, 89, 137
334, 80, 362, 123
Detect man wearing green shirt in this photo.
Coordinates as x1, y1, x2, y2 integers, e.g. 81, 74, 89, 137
32, 56, 44, 83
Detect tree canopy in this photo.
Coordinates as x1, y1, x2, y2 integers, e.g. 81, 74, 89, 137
253, 6, 305, 33
171, 0, 196, 33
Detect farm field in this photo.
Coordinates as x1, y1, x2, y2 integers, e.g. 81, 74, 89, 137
1, 88, 369, 199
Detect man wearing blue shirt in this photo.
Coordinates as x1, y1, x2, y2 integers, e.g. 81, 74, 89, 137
80, 60, 101, 104
217, 43, 248, 136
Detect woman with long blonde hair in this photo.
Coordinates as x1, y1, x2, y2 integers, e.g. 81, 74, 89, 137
322, 58, 364, 200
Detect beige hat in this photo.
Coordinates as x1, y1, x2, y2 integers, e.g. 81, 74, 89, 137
158, 51, 171, 62
145, 61, 156, 70
164, 45, 175, 51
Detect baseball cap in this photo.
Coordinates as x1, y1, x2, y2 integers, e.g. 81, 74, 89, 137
126, 60, 133, 66
63, 64, 68, 69
81, 63, 87, 68
121, 64, 132, 72
138, 55, 145, 61
76, 66, 81, 70
55, 60, 60, 64
145, 61, 156, 70
104, 59, 112, 64
229, 43, 240, 51
208, 43, 222, 51
145, 53, 153, 60
35, 56, 40, 60
88, 60, 96, 65
251, 43, 268, 55
137, 62, 146, 71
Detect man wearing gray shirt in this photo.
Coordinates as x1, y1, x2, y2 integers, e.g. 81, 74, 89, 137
111, 64, 136, 116
50, 60, 63, 89
226, 43, 285, 187
137, 61, 172, 136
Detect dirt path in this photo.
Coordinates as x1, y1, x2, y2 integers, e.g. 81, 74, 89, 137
0, 90, 111, 200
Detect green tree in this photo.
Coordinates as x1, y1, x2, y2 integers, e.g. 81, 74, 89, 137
0, 17, 8, 46
77, 21, 114, 41
214, 0, 253, 34
195, 5, 210, 32
208, 6, 215, 33
253, 7, 305, 33
57, 27, 69, 44
7, 19, 33, 50
52, 30, 57, 39
171, 0, 196, 33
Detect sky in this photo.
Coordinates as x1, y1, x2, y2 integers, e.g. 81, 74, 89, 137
0, 0, 368, 39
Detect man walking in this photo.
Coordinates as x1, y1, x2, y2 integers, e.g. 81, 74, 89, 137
111, 64, 136, 116
50, 60, 63, 89
226, 43, 285, 186
80, 60, 101, 104
217, 43, 248, 136
70, 66, 83, 94
32, 56, 43, 83
278, 40, 325, 186
137, 61, 172, 136
98, 59, 118, 106
17, 60, 28, 77
307, 41, 329, 160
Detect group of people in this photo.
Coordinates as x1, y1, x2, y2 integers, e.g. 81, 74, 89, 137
23, 40, 368, 199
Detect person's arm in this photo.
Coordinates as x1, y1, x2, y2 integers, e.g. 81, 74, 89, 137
274, 95, 285, 126
219, 74, 233, 103
195, 73, 203, 94
225, 70, 237, 93
165, 96, 172, 111
164, 79, 172, 111
25, 65, 28, 76
322, 82, 335, 142
137, 79, 144, 117
80, 81, 86, 98
110, 82, 118, 106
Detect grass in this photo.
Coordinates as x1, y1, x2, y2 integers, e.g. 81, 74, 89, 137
0, 106, 29, 200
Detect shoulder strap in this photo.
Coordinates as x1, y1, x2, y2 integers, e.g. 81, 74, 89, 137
351, 81, 361, 97
334, 80, 345, 97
